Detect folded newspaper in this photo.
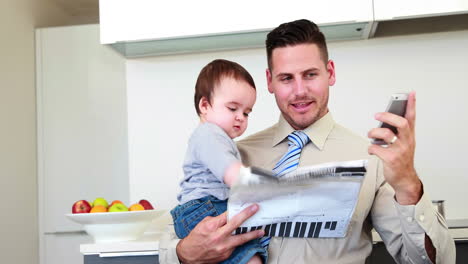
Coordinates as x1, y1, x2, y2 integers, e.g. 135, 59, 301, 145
227, 160, 367, 238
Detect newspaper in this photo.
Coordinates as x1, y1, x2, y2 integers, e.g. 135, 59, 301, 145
227, 160, 367, 238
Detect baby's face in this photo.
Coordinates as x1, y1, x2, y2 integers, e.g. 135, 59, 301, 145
203, 77, 256, 139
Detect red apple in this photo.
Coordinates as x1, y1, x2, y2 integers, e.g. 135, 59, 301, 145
72, 200, 92, 214
138, 199, 154, 210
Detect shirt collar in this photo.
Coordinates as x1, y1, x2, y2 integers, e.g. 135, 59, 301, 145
272, 112, 335, 151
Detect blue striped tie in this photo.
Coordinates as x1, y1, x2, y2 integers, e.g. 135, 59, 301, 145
260, 130, 310, 248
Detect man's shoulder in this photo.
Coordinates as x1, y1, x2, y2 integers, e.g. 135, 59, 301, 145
237, 124, 277, 148
330, 122, 369, 147
236, 124, 278, 166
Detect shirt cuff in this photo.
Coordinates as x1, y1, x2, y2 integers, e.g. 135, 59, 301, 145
394, 190, 448, 232
393, 191, 445, 263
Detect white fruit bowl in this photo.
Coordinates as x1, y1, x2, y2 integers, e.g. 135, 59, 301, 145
66, 210, 166, 243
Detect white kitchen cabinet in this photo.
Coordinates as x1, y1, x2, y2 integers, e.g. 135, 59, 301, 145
99, 0, 374, 57
36, 24, 128, 264
374, 0, 468, 21
43, 233, 90, 264
100, 0, 373, 43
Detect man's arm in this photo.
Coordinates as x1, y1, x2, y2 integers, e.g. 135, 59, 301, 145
371, 179, 455, 264
159, 204, 264, 264
368, 91, 455, 263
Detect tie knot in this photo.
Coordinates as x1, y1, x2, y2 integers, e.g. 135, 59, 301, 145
288, 131, 310, 149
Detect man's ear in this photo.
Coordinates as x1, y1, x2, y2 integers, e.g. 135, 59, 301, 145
266, 68, 274, 94
198, 96, 210, 115
327, 60, 336, 86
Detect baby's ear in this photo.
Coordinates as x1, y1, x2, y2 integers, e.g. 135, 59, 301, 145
198, 96, 210, 115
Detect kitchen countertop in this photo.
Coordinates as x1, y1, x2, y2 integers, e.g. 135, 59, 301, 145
81, 222, 468, 255
372, 226, 468, 243
80, 232, 162, 256
447, 218, 468, 228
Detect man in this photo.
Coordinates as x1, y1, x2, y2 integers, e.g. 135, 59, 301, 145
160, 19, 455, 264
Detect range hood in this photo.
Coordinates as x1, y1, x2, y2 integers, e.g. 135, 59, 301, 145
109, 22, 376, 58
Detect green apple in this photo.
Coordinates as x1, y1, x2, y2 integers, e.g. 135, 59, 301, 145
108, 203, 128, 212
92, 197, 108, 208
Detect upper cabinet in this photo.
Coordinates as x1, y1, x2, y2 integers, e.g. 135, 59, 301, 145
99, 0, 374, 57
99, 0, 468, 57
374, 0, 468, 21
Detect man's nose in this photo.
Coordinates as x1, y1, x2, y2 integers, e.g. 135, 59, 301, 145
292, 79, 307, 96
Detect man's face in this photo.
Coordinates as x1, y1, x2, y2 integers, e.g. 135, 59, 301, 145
267, 43, 335, 130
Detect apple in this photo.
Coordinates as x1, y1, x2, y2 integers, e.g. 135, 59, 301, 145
90, 205, 107, 213
129, 203, 145, 211
108, 203, 128, 212
72, 200, 92, 214
139, 199, 154, 210
92, 197, 108, 208
110, 200, 124, 207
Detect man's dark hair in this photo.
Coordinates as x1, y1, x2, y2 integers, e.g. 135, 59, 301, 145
194, 59, 256, 116
266, 19, 329, 70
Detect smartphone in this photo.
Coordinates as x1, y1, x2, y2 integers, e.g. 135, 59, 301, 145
372, 93, 408, 145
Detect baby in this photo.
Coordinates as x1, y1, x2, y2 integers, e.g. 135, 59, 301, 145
171, 59, 266, 264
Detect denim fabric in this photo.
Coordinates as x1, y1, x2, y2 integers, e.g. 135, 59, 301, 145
171, 196, 268, 264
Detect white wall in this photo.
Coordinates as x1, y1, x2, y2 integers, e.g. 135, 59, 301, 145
0, 8, 37, 263
0, 0, 97, 263
127, 29, 468, 220
329, 31, 468, 218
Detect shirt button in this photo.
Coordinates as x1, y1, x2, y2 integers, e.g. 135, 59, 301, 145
422, 255, 427, 260
406, 216, 413, 223
419, 215, 425, 222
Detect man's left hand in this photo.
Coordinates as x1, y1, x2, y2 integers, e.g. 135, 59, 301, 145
368, 91, 422, 205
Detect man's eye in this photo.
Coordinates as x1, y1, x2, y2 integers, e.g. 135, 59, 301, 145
306, 72, 316, 78
281, 76, 292, 82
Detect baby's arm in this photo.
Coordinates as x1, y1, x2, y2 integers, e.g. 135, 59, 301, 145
223, 161, 242, 187
193, 124, 244, 187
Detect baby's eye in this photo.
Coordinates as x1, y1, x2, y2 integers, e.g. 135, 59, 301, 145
243, 112, 249, 117
227, 107, 236, 112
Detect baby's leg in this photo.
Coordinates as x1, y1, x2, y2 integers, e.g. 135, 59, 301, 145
246, 254, 263, 264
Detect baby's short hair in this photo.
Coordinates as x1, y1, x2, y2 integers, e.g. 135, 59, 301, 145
194, 59, 256, 116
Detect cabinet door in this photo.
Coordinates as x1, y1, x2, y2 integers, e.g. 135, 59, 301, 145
84, 254, 159, 264
374, 0, 468, 21
43, 233, 89, 264
100, 0, 373, 44
37, 24, 128, 234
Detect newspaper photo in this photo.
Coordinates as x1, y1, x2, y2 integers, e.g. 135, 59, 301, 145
227, 160, 367, 238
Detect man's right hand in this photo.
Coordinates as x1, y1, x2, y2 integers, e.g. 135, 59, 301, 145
176, 204, 264, 264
